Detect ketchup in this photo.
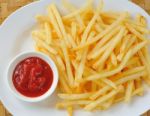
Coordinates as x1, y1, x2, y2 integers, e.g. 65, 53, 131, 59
12, 57, 53, 97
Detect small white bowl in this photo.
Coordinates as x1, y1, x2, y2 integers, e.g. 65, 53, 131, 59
7, 51, 58, 102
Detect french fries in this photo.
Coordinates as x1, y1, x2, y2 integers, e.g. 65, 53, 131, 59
84, 86, 123, 111
32, 0, 150, 115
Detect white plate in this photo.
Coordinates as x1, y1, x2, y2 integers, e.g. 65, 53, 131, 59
0, 0, 150, 116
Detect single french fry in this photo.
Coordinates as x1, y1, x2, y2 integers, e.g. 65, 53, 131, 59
71, 22, 77, 41
47, 6, 62, 38
138, 50, 150, 77
135, 78, 143, 96
50, 4, 71, 47
61, 41, 74, 88
75, 49, 88, 83
111, 52, 117, 66
56, 55, 66, 71
110, 66, 145, 81
116, 71, 146, 85
58, 93, 92, 100
44, 22, 52, 44
67, 106, 73, 116
56, 100, 92, 108
125, 80, 134, 102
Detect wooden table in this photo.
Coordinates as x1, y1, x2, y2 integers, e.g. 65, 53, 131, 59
0, 0, 150, 116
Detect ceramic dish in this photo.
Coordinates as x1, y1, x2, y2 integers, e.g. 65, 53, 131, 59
0, 0, 150, 116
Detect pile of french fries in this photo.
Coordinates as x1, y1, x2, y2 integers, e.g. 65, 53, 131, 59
32, 0, 150, 115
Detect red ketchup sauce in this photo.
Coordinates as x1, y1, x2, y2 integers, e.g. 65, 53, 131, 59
12, 57, 53, 97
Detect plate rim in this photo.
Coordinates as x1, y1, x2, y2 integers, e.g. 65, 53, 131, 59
0, 0, 150, 115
